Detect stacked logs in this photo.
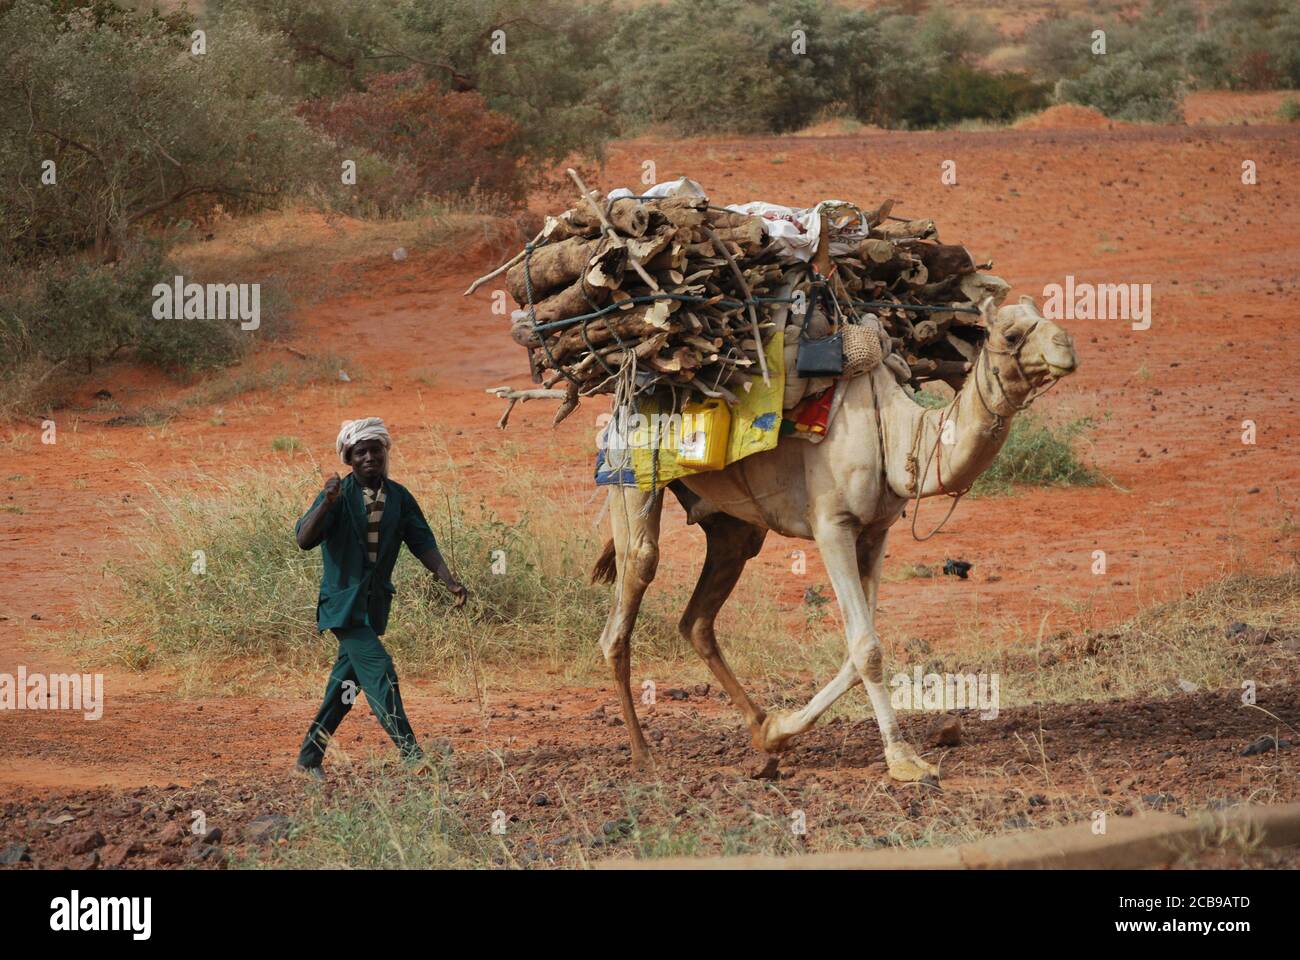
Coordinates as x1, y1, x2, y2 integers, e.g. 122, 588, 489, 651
482, 184, 1001, 424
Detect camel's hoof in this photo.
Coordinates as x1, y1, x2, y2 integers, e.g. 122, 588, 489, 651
754, 710, 797, 754
885, 743, 940, 784
751, 756, 782, 780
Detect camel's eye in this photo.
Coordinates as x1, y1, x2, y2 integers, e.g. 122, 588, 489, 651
1005, 331, 1021, 344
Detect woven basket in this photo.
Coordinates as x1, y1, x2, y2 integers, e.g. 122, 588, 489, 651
840, 322, 882, 379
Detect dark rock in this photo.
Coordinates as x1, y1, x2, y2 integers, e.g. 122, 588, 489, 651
601, 818, 633, 841
1225, 621, 1249, 638
531, 793, 549, 807
158, 823, 187, 846
202, 826, 223, 844
664, 688, 689, 701
69, 852, 100, 870
0, 843, 31, 865
63, 830, 105, 855
930, 717, 962, 747
692, 682, 711, 697
1242, 735, 1292, 756
101, 841, 145, 868
245, 814, 292, 844
113, 800, 143, 819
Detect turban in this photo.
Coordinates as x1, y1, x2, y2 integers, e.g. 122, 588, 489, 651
336, 417, 391, 464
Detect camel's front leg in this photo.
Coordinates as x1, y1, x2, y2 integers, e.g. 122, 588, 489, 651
811, 519, 939, 783
597, 484, 663, 772
754, 534, 872, 752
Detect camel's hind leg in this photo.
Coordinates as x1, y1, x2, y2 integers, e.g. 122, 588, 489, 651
597, 484, 664, 772
678, 512, 770, 748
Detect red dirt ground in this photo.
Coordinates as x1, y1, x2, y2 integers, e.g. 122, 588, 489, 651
2, 118, 1298, 866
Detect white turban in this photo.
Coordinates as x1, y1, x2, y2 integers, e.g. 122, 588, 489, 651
336, 417, 391, 464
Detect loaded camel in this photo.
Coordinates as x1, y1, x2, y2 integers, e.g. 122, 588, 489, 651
590, 296, 1078, 782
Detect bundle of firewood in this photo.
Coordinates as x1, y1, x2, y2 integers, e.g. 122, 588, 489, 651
472, 173, 1003, 426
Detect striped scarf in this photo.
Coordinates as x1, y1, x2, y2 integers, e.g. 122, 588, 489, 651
361, 483, 386, 564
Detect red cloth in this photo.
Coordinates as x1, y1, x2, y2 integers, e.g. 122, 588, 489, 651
783, 383, 836, 436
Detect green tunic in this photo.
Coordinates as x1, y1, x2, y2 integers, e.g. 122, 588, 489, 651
296, 473, 438, 636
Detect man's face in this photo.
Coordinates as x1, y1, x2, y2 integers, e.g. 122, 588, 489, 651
348, 439, 388, 484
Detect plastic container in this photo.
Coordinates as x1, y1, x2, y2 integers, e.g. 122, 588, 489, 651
676, 398, 732, 471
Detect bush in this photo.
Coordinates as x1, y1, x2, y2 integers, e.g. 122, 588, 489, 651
0, 245, 242, 378
81, 467, 625, 689
974, 412, 1103, 496
0, 0, 330, 263
299, 68, 524, 210
892, 66, 1050, 128
1056, 51, 1185, 122
1022, 16, 1103, 85
224, 0, 617, 188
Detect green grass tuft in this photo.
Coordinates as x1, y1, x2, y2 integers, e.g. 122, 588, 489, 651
973, 412, 1103, 496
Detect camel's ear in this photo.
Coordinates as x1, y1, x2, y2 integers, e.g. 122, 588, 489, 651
979, 297, 998, 326
1018, 294, 1042, 317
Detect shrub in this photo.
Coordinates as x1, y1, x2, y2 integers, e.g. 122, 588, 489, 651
299, 68, 524, 210
0, 245, 241, 378
0, 0, 330, 263
1056, 51, 1185, 123
224, 0, 617, 187
81, 467, 622, 689
893, 66, 1050, 128
1022, 16, 1103, 84
974, 412, 1103, 496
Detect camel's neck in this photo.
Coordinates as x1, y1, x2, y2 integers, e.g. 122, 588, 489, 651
875, 352, 1022, 500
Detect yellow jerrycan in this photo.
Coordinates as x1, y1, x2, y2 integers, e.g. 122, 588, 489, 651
676, 398, 732, 471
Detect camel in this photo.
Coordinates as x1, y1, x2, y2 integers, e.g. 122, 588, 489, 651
590, 295, 1078, 782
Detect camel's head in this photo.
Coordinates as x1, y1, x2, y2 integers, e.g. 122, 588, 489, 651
980, 295, 1078, 398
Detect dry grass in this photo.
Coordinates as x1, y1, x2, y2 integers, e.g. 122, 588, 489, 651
925, 571, 1300, 710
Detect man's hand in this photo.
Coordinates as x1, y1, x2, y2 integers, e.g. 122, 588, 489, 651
323, 472, 343, 504
297, 473, 343, 550
447, 579, 469, 609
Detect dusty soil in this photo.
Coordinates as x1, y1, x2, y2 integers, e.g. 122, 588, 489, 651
1014, 103, 1119, 129
3, 115, 1299, 865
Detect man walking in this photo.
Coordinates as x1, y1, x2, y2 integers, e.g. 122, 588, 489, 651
294, 417, 467, 779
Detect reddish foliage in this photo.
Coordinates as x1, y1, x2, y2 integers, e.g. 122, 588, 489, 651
300, 69, 523, 204
1237, 49, 1279, 91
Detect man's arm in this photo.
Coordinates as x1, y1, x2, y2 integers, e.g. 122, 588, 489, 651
402, 491, 468, 607
296, 473, 343, 550
415, 546, 467, 607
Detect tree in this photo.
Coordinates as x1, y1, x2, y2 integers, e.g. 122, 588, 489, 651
0, 0, 329, 263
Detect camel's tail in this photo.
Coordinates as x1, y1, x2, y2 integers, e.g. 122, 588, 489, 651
591, 537, 617, 585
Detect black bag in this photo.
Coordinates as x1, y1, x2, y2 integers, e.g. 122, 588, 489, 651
795, 277, 844, 377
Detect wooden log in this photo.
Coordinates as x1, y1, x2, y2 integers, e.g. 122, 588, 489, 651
529, 279, 605, 325
505, 235, 603, 304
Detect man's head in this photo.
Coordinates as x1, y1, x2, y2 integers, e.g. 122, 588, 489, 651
347, 437, 388, 484
336, 417, 391, 484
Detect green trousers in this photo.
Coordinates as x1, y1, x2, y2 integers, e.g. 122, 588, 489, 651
297, 626, 423, 767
